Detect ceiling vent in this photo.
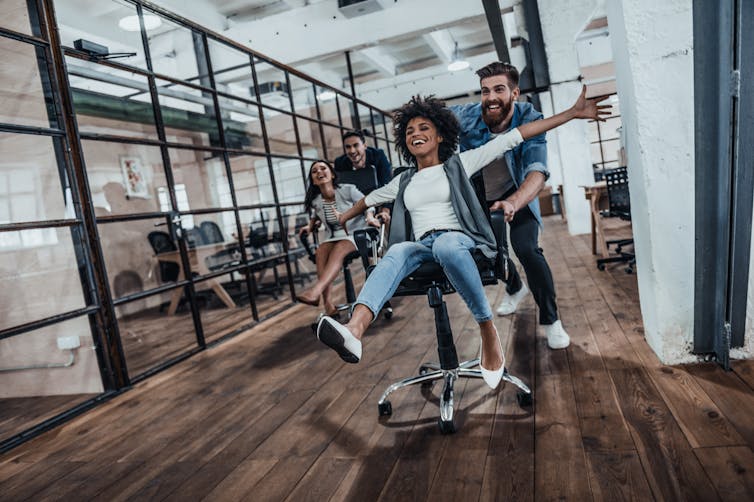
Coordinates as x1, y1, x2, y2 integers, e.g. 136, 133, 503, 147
337, 0, 384, 18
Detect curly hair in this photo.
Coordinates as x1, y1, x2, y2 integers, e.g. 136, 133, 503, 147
392, 95, 460, 166
303, 159, 340, 212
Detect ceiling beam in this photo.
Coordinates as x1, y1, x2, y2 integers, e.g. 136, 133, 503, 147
423, 30, 455, 63
481, 0, 511, 63
359, 47, 397, 77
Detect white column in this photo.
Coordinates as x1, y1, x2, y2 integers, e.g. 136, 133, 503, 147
550, 82, 595, 235
605, 0, 696, 363
537, 0, 603, 235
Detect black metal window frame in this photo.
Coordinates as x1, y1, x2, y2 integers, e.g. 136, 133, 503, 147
0, 0, 397, 453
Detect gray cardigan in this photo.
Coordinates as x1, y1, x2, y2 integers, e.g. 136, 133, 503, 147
388, 154, 498, 259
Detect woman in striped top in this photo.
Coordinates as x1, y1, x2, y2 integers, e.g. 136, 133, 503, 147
297, 160, 376, 315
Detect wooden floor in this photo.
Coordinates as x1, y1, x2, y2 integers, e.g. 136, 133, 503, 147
2, 216, 754, 501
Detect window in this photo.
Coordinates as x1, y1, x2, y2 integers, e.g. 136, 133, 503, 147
0, 170, 59, 248
156, 183, 194, 229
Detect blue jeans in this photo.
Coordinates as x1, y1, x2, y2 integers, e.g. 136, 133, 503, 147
355, 231, 493, 323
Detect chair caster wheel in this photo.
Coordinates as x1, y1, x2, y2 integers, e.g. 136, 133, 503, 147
517, 391, 533, 407
438, 418, 456, 434
383, 308, 393, 320
378, 401, 392, 416
625, 266, 634, 274
615, 246, 622, 254
597, 263, 605, 271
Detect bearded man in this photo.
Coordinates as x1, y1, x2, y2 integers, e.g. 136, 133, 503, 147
451, 61, 570, 350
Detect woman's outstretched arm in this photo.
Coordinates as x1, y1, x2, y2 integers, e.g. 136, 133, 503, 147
517, 85, 611, 140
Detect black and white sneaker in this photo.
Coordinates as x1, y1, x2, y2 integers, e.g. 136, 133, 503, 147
317, 316, 362, 363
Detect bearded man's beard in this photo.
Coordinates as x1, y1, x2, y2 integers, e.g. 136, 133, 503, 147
482, 98, 513, 130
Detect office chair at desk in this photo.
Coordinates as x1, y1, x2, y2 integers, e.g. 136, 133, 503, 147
596, 167, 635, 273
353, 211, 532, 434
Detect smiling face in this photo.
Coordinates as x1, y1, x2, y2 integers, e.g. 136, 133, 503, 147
309, 161, 335, 187
405, 116, 443, 164
480, 74, 519, 131
343, 135, 367, 167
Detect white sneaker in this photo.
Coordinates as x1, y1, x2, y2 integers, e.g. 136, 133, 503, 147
496, 283, 529, 316
544, 320, 570, 349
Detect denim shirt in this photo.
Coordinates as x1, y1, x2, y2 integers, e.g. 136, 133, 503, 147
450, 101, 549, 225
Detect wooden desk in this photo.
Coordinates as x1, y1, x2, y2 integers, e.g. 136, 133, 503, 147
156, 243, 238, 315
583, 181, 610, 258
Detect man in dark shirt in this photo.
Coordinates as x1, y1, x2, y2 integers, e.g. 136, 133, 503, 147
334, 130, 393, 222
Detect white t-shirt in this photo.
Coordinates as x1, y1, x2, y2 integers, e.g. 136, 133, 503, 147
364, 128, 523, 239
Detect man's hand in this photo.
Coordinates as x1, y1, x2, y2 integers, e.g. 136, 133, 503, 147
490, 199, 516, 222
377, 208, 391, 226
571, 85, 612, 122
366, 213, 381, 228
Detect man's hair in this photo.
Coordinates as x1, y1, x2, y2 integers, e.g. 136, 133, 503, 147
342, 129, 365, 143
392, 95, 460, 166
476, 61, 519, 89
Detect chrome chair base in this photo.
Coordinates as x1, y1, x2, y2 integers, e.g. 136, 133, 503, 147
377, 357, 532, 434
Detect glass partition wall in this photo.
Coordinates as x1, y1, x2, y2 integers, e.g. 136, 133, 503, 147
0, 0, 396, 453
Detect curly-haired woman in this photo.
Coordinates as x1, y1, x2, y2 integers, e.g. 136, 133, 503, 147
317, 87, 609, 390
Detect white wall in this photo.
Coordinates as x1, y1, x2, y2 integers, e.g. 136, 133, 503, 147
605, 0, 696, 363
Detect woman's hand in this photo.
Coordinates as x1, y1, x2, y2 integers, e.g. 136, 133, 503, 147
571, 85, 612, 122
366, 213, 381, 227
297, 226, 309, 238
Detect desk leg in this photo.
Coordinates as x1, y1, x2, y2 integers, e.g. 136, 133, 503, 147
167, 286, 184, 315
591, 211, 597, 255
209, 279, 237, 309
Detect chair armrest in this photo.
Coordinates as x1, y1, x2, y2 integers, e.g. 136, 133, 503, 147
353, 227, 380, 272
298, 232, 316, 263
490, 211, 510, 281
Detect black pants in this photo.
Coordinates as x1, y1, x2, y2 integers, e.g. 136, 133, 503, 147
493, 202, 559, 325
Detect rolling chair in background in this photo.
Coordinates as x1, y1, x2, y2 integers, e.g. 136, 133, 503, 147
355, 211, 532, 434
596, 167, 636, 273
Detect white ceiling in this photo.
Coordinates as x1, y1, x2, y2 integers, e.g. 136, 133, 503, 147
54, 0, 613, 111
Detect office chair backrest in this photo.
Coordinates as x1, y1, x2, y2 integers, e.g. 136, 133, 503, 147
147, 230, 180, 282
337, 167, 380, 195
200, 220, 224, 244
605, 166, 630, 219
184, 227, 207, 248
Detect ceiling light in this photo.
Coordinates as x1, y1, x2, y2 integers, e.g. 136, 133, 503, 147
318, 90, 336, 101
118, 14, 162, 32
447, 41, 470, 72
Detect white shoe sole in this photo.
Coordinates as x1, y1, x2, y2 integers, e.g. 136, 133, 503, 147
317, 316, 362, 363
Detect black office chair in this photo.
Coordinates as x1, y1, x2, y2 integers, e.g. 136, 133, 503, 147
357, 210, 531, 434
596, 167, 636, 273
200, 220, 224, 244
184, 226, 207, 248
147, 230, 179, 283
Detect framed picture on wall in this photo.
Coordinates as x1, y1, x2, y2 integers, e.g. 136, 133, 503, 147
120, 156, 150, 199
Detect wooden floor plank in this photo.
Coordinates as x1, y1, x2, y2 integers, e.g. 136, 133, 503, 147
610, 367, 719, 501
586, 450, 654, 502
569, 227, 745, 450
693, 446, 754, 502
4, 216, 754, 502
